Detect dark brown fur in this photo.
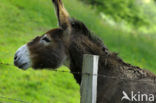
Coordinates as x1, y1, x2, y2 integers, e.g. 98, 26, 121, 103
28, 28, 68, 69
20, 0, 156, 102
27, 19, 156, 103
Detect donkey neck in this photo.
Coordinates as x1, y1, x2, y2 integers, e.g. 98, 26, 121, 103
67, 33, 156, 85
68, 34, 108, 84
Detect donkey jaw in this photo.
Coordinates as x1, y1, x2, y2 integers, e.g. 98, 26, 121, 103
14, 44, 32, 70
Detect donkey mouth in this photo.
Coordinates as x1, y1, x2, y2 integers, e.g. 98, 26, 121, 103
18, 63, 29, 70
14, 62, 29, 70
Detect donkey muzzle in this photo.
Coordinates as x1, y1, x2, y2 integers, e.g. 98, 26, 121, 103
14, 44, 32, 70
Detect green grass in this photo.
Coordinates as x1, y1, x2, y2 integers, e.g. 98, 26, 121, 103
0, 0, 156, 102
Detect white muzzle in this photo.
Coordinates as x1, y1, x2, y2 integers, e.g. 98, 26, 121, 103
14, 45, 32, 70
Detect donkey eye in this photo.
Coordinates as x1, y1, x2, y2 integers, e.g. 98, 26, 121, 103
71, 22, 79, 29
42, 37, 51, 42
71, 22, 76, 27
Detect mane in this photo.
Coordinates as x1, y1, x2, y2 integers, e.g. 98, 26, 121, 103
69, 19, 156, 84
71, 18, 109, 53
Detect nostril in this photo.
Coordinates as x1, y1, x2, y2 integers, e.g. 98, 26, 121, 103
14, 55, 17, 60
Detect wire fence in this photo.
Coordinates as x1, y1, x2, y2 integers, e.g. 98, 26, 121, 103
0, 62, 156, 103
0, 63, 31, 103
0, 96, 30, 103
0, 62, 156, 82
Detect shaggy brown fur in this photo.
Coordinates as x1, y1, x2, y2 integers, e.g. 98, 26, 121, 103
15, 0, 156, 102
68, 20, 156, 103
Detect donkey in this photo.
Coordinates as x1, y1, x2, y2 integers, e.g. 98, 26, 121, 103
14, 0, 156, 102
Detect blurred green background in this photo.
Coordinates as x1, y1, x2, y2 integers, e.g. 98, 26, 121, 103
0, 0, 156, 102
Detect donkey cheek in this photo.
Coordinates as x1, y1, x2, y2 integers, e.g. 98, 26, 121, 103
31, 61, 59, 69
30, 54, 64, 69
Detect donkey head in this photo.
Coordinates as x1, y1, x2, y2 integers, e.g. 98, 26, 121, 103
14, 0, 103, 70
14, 0, 74, 70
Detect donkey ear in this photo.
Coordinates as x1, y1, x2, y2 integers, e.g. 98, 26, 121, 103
52, 0, 71, 31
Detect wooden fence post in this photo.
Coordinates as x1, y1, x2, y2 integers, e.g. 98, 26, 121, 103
80, 54, 99, 103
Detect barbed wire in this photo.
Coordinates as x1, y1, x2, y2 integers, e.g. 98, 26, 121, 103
0, 61, 156, 103
0, 96, 30, 103
0, 63, 13, 66
0, 62, 156, 83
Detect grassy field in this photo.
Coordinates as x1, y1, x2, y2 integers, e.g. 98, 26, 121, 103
0, 0, 156, 103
